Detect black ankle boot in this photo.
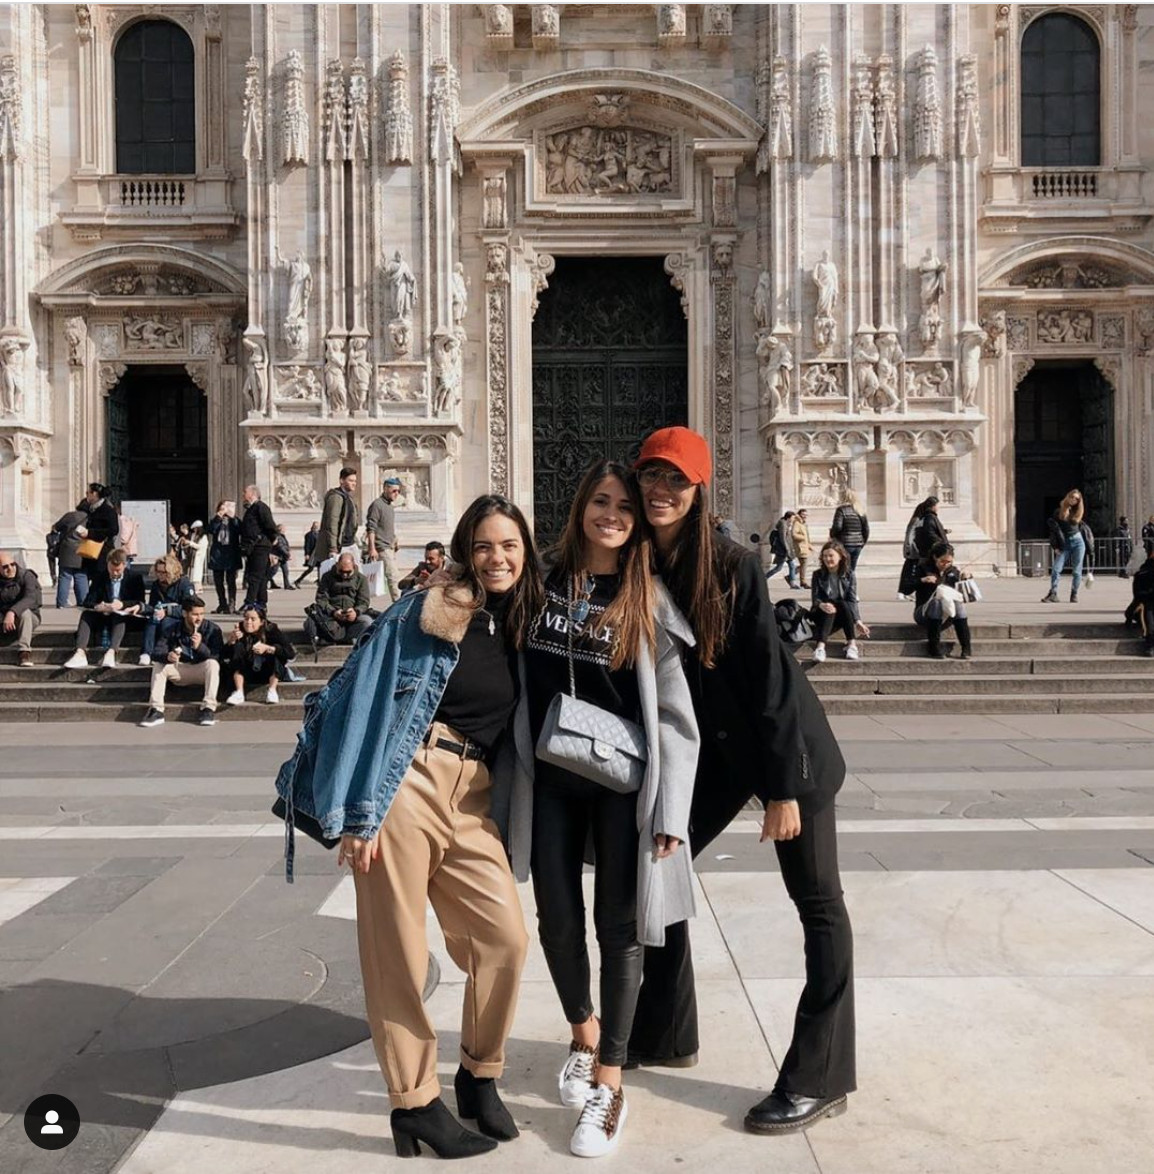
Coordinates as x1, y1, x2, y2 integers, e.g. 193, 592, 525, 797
954, 616, 973, 660
390, 1096, 497, 1159
454, 1065, 519, 1141
926, 619, 945, 659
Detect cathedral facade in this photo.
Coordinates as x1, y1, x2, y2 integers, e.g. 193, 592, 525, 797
1, 4, 1152, 567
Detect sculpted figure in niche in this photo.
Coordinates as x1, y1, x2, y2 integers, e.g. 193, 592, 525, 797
347, 337, 371, 412
801, 363, 844, 398
918, 248, 947, 348
813, 251, 838, 347
753, 271, 772, 331
482, 175, 506, 229
873, 332, 903, 413
907, 362, 952, 399
64, 316, 87, 365
324, 338, 348, 415
241, 337, 270, 416
432, 330, 462, 415
379, 369, 405, 403
384, 249, 417, 322
959, 331, 982, 408
279, 251, 312, 321
388, 318, 412, 358
852, 332, 881, 410
276, 474, 321, 511
0, 337, 25, 415
756, 333, 792, 417
451, 263, 469, 334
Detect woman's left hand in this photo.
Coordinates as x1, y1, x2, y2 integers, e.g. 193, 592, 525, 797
653, 834, 682, 859
761, 800, 802, 842
339, 831, 380, 874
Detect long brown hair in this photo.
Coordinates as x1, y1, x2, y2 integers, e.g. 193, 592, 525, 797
1057, 490, 1084, 524
819, 539, 851, 576
449, 494, 543, 650
651, 483, 736, 669
551, 461, 656, 670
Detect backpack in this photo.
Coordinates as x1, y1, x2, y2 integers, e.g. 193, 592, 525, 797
774, 598, 814, 646
902, 518, 921, 561
769, 523, 786, 556
46, 529, 63, 558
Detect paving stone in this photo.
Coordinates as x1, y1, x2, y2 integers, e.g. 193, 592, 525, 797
0, 913, 97, 962
31, 875, 152, 917
90, 856, 181, 878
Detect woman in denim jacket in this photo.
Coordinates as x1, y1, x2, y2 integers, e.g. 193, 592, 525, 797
275, 495, 543, 1160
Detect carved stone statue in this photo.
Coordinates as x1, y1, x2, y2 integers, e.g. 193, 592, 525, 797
918, 248, 947, 349
324, 337, 348, 414
981, 310, 1007, 358
959, 331, 983, 408
852, 332, 881, 410
384, 249, 417, 322
388, 318, 412, 358
347, 337, 371, 413
241, 56, 263, 164
756, 332, 792, 417
0, 53, 22, 163
766, 55, 793, 163
433, 330, 463, 416
241, 336, 269, 416
813, 251, 838, 348
0, 336, 25, 415
64, 316, 87, 366
752, 271, 772, 331
280, 251, 312, 322
483, 5, 513, 37
874, 332, 903, 413
451, 262, 469, 334
482, 174, 506, 229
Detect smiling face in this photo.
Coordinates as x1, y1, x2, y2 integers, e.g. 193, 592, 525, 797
471, 514, 525, 595
582, 475, 635, 560
241, 609, 263, 633
638, 461, 698, 538
821, 547, 840, 571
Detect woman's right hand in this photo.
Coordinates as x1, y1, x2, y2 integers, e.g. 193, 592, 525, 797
339, 831, 380, 874
921, 574, 938, 584
820, 602, 836, 614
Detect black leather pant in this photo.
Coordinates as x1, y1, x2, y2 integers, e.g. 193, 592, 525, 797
243, 548, 270, 606
630, 766, 856, 1099
212, 569, 237, 612
530, 770, 641, 1067
812, 602, 857, 644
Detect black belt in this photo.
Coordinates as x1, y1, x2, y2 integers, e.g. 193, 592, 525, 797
424, 731, 486, 761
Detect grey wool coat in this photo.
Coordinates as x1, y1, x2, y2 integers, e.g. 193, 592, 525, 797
493, 583, 701, 948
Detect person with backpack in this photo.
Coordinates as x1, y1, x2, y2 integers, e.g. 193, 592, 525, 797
1115, 517, 1133, 578
764, 510, 795, 583
897, 497, 943, 600
313, 467, 361, 567
829, 491, 870, 572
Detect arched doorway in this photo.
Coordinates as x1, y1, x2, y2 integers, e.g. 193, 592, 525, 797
107, 365, 208, 525
1014, 359, 1113, 538
531, 256, 688, 543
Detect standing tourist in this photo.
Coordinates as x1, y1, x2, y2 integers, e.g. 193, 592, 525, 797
1042, 489, 1086, 604
118, 511, 139, 566
763, 510, 795, 584
829, 490, 870, 572
188, 521, 209, 593
208, 500, 242, 615
313, 466, 361, 567
275, 495, 544, 1159
75, 483, 120, 581
0, 552, 41, 668
293, 522, 321, 587
810, 540, 867, 662
1143, 514, 1154, 558
366, 476, 403, 604
51, 506, 90, 608
240, 485, 278, 607
790, 508, 813, 588
506, 460, 698, 1158
1114, 516, 1133, 577
627, 427, 855, 1137
268, 524, 295, 590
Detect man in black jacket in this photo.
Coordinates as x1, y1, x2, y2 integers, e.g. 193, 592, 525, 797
63, 549, 146, 670
140, 595, 224, 728
240, 484, 279, 607
0, 552, 41, 668
303, 553, 372, 646
1128, 551, 1154, 655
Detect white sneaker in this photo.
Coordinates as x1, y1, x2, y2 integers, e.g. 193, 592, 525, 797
225, 689, 246, 706
100, 649, 116, 669
845, 644, 861, 661
812, 645, 826, 663
559, 1043, 597, 1108
266, 686, 280, 705
63, 650, 88, 670
570, 1083, 627, 1158
137, 653, 151, 667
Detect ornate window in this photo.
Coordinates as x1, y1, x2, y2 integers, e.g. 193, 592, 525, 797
114, 20, 195, 174
1020, 13, 1100, 167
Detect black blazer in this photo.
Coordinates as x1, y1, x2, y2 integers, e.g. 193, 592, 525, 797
913, 512, 948, 558
241, 500, 278, 552
82, 568, 147, 610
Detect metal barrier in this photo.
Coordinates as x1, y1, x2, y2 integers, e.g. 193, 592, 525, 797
1017, 537, 1136, 576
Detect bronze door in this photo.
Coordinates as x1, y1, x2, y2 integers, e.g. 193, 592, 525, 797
531, 256, 688, 545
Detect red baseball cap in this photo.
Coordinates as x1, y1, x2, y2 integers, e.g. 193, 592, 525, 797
635, 426, 712, 487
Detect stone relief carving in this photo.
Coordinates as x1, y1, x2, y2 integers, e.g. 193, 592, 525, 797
1011, 259, 1120, 289
712, 250, 736, 518
544, 126, 672, 195
809, 46, 837, 163
374, 367, 426, 407
913, 45, 942, 162
764, 55, 793, 166
813, 252, 838, 349
99, 362, 126, 395
75, 5, 93, 40
92, 324, 120, 358
1100, 316, 1125, 350
124, 316, 182, 350
482, 174, 507, 229
663, 252, 689, 319
586, 92, 631, 128
276, 365, 322, 402
275, 468, 323, 511
875, 333, 903, 413
346, 58, 370, 162
874, 54, 899, 158
282, 49, 309, 166
918, 249, 947, 350
902, 460, 955, 506
64, 317, 87, 366
1037, 309, 1093, 345
384, 249, 417, 323
529, 252, 556, 319
279, 251, 311, 354
959, 331, 983, 408
347, 337, 371, 413
451, 263, 469, 336
657, 5, 687, 41
483, 5, 514, 43
956, 54, 981, 157
184, 362, 209, 393
801, 363, 845, 399
242, 337, 270, 416
753, 271, 771, 332
432, 330, 463, 416
1012, 355, 1036, 386
378, 467, 432, 511
429, 57, 461, 174
852, 331, 881, 410
191, 323, 218, 356
323, 60, 348, 162
388, 320, 412, 359
242, 57, 263, 163
1094, 355, 1121, 389
712, 173, 736, 227
1135, 308, 1154, 354
799, 463, 850, 509
0, 54, 21, 162
756, 333, 792, 417
906, 361, 953, 399
323, 337, 348, 414
486, 243, 510, 495
0, 337, 26, 415
703, 5, 733, 39
1007, 316, 1030, 351
532, 5, 560, 45
384, 51, 413, 165
851, 53, 876, 158
486, 242, 509, 285
980, 310, 1007, 358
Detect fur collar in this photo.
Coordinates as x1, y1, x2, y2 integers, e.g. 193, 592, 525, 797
419, 581, 477, 644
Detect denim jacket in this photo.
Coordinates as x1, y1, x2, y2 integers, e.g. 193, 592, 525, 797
273, 581, 478, 881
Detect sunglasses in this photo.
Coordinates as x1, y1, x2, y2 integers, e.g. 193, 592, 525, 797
637, 466, 694, 492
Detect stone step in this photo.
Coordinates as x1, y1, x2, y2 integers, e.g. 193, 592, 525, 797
0, 646, 351, 666
0, 701, 304, 723
0, 682, 316, 703
0, 665, 334, 684
802, 656, 1154, 676
810, 639, 1146, 656
821, 693, 1154, 715
810, 674, 1154, 696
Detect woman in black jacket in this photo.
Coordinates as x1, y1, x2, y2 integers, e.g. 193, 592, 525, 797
897, 497, 941, 600
810, 541, 868, 662
224, 604, 296, 705
629, 427, 853, 1137
829, 490, 870, 572
76, 484, 120, 580
207, 501, 243, 614
913, 541, 974, 659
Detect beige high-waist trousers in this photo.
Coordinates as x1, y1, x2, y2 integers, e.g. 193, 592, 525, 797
353, 721, 529, 1109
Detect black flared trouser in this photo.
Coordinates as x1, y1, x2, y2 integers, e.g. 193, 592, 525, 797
629, 766, 855, 1099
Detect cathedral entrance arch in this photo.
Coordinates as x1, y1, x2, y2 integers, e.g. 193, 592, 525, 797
531, 256, 687, 543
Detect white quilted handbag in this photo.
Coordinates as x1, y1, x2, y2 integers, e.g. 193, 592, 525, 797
534, 577, 648, 794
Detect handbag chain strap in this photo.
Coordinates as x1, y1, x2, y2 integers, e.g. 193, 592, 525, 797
566, 577, 577, 698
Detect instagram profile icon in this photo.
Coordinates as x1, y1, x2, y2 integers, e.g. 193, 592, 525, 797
24, 1094, 80, 1150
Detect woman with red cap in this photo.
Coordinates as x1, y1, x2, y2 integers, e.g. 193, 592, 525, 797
628, 425, 856, 1137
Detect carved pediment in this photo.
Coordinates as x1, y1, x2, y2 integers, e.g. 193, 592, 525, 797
1002, 257, 1136, 290
78, 265, 229, 298
540, 123, 675, 196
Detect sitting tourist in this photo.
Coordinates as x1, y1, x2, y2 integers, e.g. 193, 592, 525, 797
0, 551, 41, 669
1128, 548, 1154, 656
398, 540, 451, 591
303, 552, 373, 648
138, 554, 195, 666
139, 596, 224, 728
64, 549, 146, 670
224, 604, 296, 705
913, 541, 974, 660
809, 540, 868, 663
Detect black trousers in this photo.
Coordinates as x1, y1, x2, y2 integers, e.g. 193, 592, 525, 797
813, 602, 856, 644
243, 548, 271, 606
212, 569, 238, 612
629, 767, 856, 1099
75, 611, 138, 651
530, 770, 642, 1068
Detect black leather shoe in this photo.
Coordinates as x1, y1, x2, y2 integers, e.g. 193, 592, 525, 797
454, 1065, 519, 1141
391, 1097, 497, 1159
744, 1089, 848, 1135
622, 1051, 699, 1071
